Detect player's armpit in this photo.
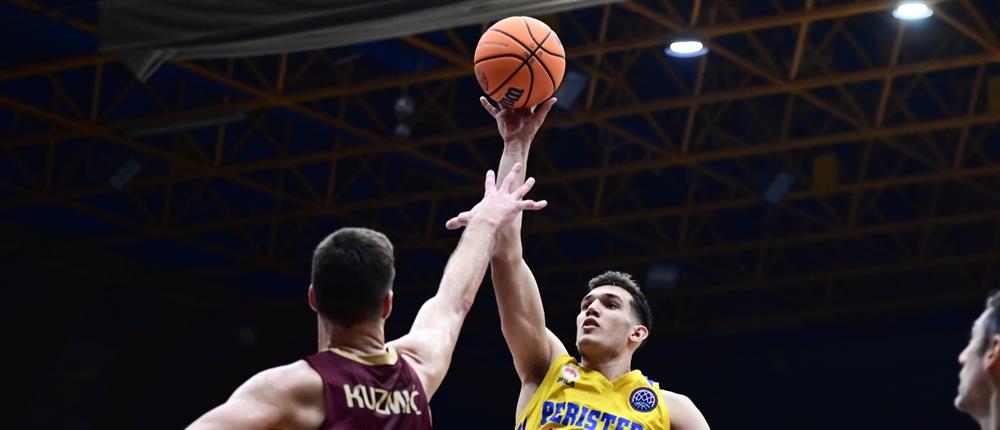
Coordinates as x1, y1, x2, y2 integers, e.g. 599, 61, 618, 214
389, 301, 461, 399
545, 329, 569, 363
661, 390, 710, 430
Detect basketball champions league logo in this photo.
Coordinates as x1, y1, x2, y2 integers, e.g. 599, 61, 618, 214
629, 387, 657, 413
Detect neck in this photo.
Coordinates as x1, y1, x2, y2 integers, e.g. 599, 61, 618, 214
973, 391, 1000, 430
317, 316, 386, 356
580, 348, 634, 381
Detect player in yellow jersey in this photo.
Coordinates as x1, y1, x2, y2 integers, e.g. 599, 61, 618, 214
956, 291, 1000, 430
446, 97, 710, 430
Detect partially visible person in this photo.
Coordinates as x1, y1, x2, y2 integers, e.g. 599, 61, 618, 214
957, 291, 1000, 430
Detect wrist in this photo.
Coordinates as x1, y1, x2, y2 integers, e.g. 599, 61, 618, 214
465, 216, 501, 231
503, 138, 531, 152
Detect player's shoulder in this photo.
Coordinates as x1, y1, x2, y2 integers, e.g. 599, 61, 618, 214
659, 389, 710, 429
659, 389, 694, 406
240, 360, 323, 402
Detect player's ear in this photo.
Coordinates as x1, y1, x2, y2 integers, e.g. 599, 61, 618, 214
381, 290, 393, 320
629, 324, 649, 346
307, 284, 319, 312
986, 335, 1000, 372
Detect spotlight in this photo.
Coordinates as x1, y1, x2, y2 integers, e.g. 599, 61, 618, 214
665, 39, 708, 58
393, 123, 412, 138
892, 2, 933, 20
394, 94, 416, 119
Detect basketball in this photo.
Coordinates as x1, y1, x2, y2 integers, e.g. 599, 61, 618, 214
474, 16, 566, 110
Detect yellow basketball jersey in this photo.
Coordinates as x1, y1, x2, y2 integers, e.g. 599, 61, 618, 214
515, 354, 669, 430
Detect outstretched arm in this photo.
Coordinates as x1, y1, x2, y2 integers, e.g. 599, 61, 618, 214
449, 98, 566, 387
390, 165, 546, 399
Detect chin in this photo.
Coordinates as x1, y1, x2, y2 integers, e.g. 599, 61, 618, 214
576, 336, 599, 353
955, 387, 976, 413
955, 391, 971, 412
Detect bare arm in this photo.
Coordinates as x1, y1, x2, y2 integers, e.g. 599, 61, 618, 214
391, 166, 546, 399
187, 361, 323, 430
662, 390, 711, 430
483, 97, 567, 385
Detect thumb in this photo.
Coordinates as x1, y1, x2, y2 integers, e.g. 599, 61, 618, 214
445, 211, 472, 230
445, 217, 464, 230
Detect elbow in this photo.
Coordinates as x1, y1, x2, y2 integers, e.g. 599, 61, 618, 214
454, 296, 474, 318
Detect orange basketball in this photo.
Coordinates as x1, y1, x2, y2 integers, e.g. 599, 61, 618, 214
474, 16, 565, 110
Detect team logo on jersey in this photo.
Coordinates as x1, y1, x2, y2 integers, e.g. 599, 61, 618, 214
557, 365, 579, 386
629, 387, 657, 412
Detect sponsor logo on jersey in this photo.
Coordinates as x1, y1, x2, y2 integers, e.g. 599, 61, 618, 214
557, 365, 580, 387
629, 387, 657, 413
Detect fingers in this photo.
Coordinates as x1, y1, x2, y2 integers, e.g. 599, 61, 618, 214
512, 176, 536, 199
480, 96, 499, 117
499, 163, 523, 192
445, 211, 472, 230
484, 169, 496, 194
518, 199, 548, 211
533, 97, 557, 119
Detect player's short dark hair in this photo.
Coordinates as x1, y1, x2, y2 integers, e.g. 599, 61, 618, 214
311, 227, 395, 327
980, 291, 1000, 354
587, 271, 653, 349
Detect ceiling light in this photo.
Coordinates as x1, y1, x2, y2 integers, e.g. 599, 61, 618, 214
892, 2, 933, 20
665, 39, 708, 58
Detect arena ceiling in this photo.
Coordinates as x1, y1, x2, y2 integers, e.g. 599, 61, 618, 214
2, 0, 1000, 335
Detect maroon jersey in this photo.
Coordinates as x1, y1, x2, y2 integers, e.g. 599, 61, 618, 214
304, 347, 432, 429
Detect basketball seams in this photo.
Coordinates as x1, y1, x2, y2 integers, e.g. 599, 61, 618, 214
520, 18, 566, 59
485, 27, 547, 102
478, 43, 529, 97
489, 28, 533, 54
491, 27, 556, 95
534, 45, 565, 59
522, 18, 558, 89
522, 54, 535, 109
483, 61, 526, 98
474, 53, 532, 65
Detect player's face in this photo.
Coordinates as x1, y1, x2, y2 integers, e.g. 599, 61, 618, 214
956, 310, 992, 415
575, 286, 638, 356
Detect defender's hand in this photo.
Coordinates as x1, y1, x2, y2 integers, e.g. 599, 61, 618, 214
445, 163, 546, 230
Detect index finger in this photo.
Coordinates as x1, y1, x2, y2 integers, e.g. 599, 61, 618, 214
480, 96, 500, 117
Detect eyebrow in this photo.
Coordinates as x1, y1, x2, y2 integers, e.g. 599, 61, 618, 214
581, 292, 624, 304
